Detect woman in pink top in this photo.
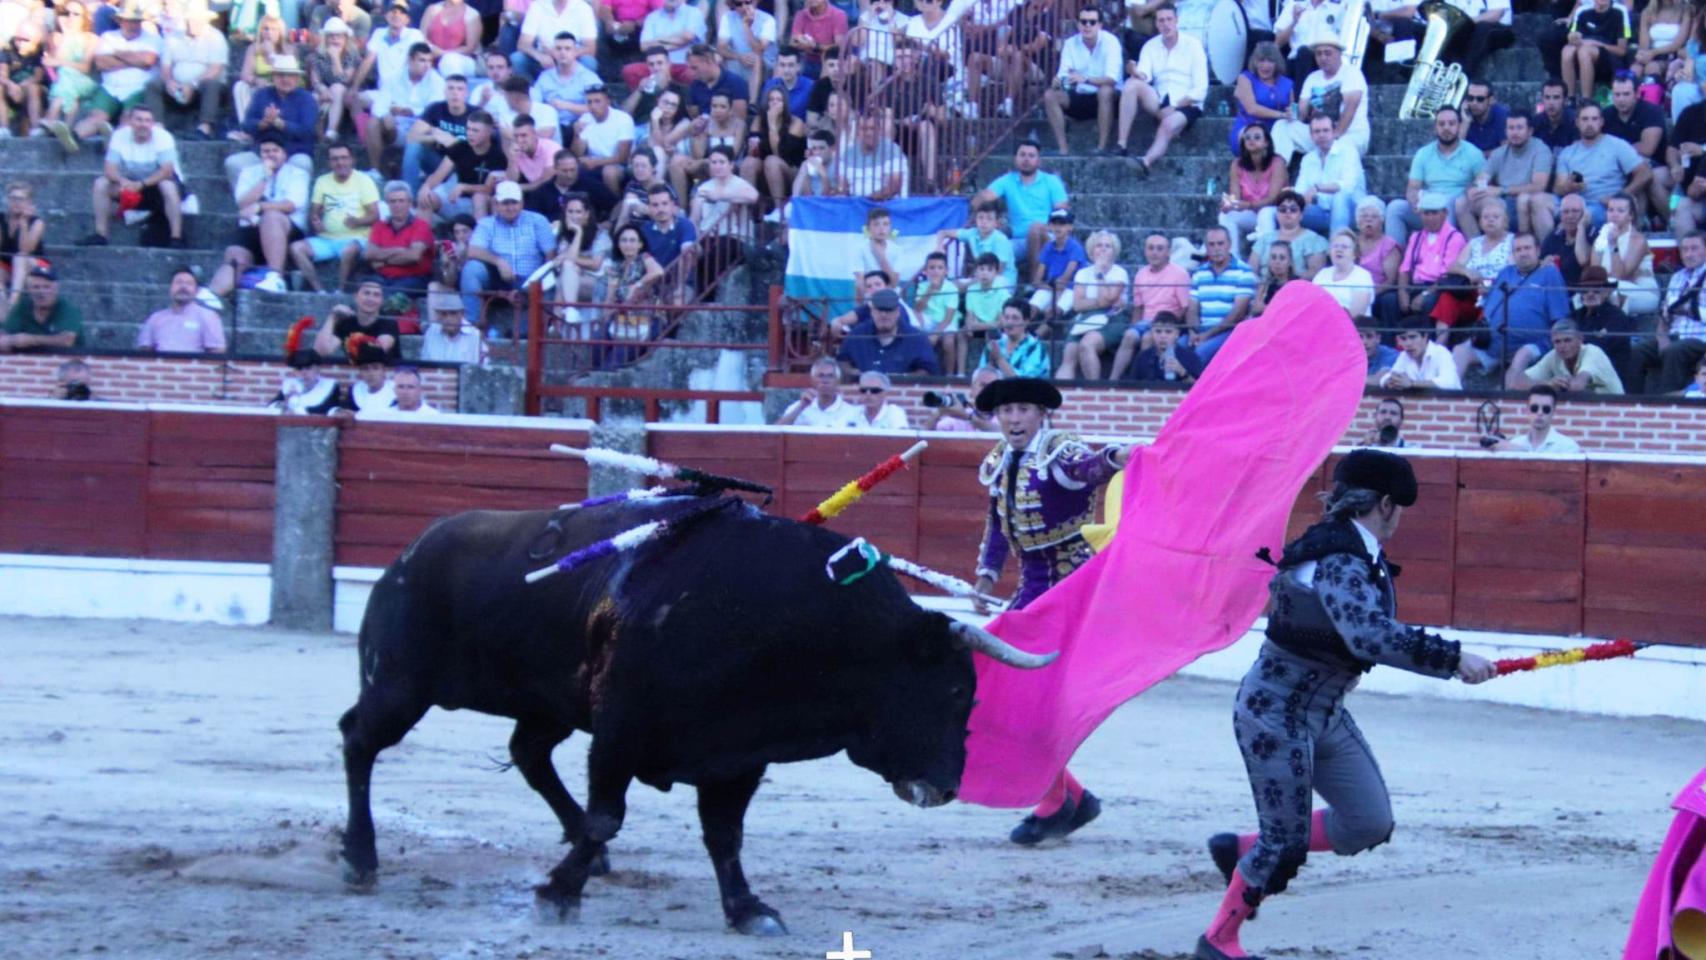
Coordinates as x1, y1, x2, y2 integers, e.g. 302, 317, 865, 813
1108, 231, 1193, 380
1217, 124, 1288, 259
1354, 196, 1400, 295
422, 0, 482, 77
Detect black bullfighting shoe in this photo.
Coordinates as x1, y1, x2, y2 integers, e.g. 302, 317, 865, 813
1208, 833, 1259, 920
1067, 790, 1102, 833
1009, 795, 1082, 846
1195, 934, 1264, 960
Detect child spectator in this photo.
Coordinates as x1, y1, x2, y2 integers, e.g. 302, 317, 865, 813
853, 205, 896, 288
936, 201, 1017, 289
961, 252, 1007, 350
912, 251, 964, 375
1126, 311, 1202, 384
1028, 209, 1085, 322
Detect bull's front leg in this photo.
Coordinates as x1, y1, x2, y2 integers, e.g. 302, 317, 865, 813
534, 744, 632, 923
698, 767, 785, 936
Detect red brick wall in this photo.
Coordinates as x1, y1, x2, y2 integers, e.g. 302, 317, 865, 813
0, 355, 460, 410
883, 385, 1706, 455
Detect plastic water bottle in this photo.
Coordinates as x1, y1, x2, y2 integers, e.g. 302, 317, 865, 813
1205, 175, 1219, 198
1162, 344, 1178, 381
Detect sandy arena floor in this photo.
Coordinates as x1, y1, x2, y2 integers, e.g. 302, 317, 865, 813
3, 615, 1699, 960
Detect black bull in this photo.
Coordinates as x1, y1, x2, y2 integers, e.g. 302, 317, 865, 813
338, 497, 1050, 934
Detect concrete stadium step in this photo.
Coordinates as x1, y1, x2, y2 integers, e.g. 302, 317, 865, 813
3, 136, 253, 173
1051, 115, 1442, 158
43, 229, 357, 292
981, 153, 1418, 197
25, 171, 239, 217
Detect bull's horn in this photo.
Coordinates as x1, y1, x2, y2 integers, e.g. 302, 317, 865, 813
948, 621, 1058, 670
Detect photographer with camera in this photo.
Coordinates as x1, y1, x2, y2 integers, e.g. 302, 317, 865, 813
776, 356, 860, 428
924, 367, 998, 433
54, 359, 94, 402
1360, 397, 1409, 448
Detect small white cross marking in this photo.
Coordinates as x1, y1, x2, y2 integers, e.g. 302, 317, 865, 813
826, 930, 872, 960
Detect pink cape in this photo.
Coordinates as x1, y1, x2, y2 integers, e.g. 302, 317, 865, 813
961, 282, 1366, 807
1623, 767, 1706, 960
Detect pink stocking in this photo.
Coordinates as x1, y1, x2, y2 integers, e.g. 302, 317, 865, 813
1203, 869, 1259, 957
1032, 769, 1085, 817
1237, 809, 1332, 858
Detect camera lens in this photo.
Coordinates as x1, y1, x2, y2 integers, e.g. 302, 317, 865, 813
921, 391, 945, 408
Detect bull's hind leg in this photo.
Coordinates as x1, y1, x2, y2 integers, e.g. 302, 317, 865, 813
338, 688, 430, 888
533, 742, 633, 923
699, 767, 785, 936
509, 719, 609, 876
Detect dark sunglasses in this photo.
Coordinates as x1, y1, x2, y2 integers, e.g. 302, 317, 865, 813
860, 386, 886, 394
1079, 17, 1099, 23
1464, 94, 1487, 102
1277, 204, 1301, 212
1529, 403, 1554, 414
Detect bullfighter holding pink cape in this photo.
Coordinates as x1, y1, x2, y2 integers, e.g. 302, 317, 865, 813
1624, 766, 1706, 960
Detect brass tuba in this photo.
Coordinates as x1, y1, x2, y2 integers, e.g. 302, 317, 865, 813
1397, 0, 1470, 120
1339, 0, 1372, 76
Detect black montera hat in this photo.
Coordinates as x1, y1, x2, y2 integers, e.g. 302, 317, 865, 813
353, 342, 390, 367
975, 377, 1063, 413
1333, 449, 1418, 507
286, 348, 320, 369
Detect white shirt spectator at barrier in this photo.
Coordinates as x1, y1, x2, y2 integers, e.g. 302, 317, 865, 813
851, 403, 911, 429
795, 395, 862, 427
1379, 340, 1463, 389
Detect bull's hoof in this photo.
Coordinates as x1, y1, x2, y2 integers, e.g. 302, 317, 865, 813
532, 886, 581, 924
732, 912, 788, 937
340, 856, 376, 891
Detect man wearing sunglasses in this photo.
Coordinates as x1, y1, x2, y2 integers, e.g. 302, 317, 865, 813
849, 370, 912, 429
1461, 82, 1509, 153
1484, 384, 1581, 452
1044, 6, 1123, 156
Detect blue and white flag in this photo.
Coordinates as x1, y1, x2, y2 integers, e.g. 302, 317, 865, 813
784, 196, 969, 319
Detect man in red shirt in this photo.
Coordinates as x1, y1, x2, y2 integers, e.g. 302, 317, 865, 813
789, 0, 848, 77
363, 179, 436, 295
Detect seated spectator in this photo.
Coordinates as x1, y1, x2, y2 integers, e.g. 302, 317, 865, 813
873, 42, 942, 192
208, 134, 311, 298
790, 128, 840, 200
1109, 232, 1193, 379
1673, 101, 1706, 235
512, 0, 600, 80
345, 341, 397, 413
717, 0, 777, 98
270, 349, 348, 415
1561, 0, 1630, 102
1187, 225, 1257, 364
1378, 318, 1462, 390
1056, 231, 1131, 380
1355, 196, 1401, 300
1686, 357, 1706, 397
362, 45, 442, 174
1543, 191, 1589, 286
1228, 42, 1294, 158
228, 56, 319, 184
595, 0, 654, 59
1377, 192, 1465, 327
137, 267, 224, 352
1, 181, 43, 304
1251, 240, 1298, 317
829, 271, 923, 335
625, 49, 688, 147
1578, 192, 1659, 314
1485, 385, 1581, 452
315, 281, 402, 361
358, 1, 429, 94
925, 367, 999, 433
1514, 317, 1625, 394
1361, 396, 1408, 447
73, 1, 163, 143
38, 1, 98, 150
1458, 232, 1570, 386
1027, 209, 1085, 323
960, 252, 1007, 348
852, 206, 897, 288
686, 43, 749, 122
790, 0, 849, 81
1125, 311, 1202, 384
1291, 113, 1366, 236
937, 201, 1017, 289
836, 287, 940, 376
1044, 5, 1121, 156
161, 4, 225, 142
980, 298, 1051, 380
974, 140, 1069, 267
290, 142, 380, 292
1461, 81, 1509, 153
1627, 231, 1706, 393
573, 84, 636, 196
1637, 0, 1693, 100
490, 74, 561, 138
1116, 4, 1206, 172
1571, 264, 1637, 369
231, 16, 290, 123
637, 182, 698, 271
1461, 111, 1554, 240
1313, 230, 1375, 317
1386, 106, 1485, 243
0, 23, 46, 140
529, 149, 617, 222
1274, 0, 1343, 87
852, 0, 907, 82
364, 180, 437, 295
668, 91, 746, 201
1604, 74, 1671, 221
461, 180, 555, 333
532, 32, 600, 129
504, 114, 563, 192
1271, 37, 1368, 165
1250, 189, 1328, 278
55, 359, 95, 401
912, 251, 963, 374
1218, 124, 1289, 257
848, 370, 911, 429
553, 193, 611, 305
419, 290, 486, 364
689, 145, 758, 290
403, 73, 473, 192
761, 47, 811, 121
1531, 80, 1578, 151
1449, 200, 1514, 293
0, 266, 83, 352
420, 0, 483, 79
307, 17, 360, 140
837, 113, 906, 200
1359, 316, 1399, 387
419, 109, 505, 221
623, 0, 704, 89
777, 355, 860, 427
82, 103, 184, 248
358, 365, 442, 419
1553, 102, 1649, 228
593, 223, 666, 350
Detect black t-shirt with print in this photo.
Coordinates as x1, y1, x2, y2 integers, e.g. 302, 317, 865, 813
446, 139, 506, 186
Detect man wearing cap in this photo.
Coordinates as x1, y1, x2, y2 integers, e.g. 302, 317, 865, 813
160, 3, 226, 142
1456, 230, 1570, 387
1376, 191, 1466, 328
1379, 318, 1462, 389
971, 376, 1132, 846
461, 179, 556, 333
1114, 3, 1206, 173
1513, 316, 1624, 394
82, 103, 185, 248
1275, 37, 1368, 165
1274, 0, 1347, 85
269, 350, 349, 415
835, 286, 941, 376
74, 0, 165, 142
1385, 106, 1486, 245
421, 291, 486, 364
0, 267, 84, 353
1196, 450, 1495, 960
226, 54, 319, 186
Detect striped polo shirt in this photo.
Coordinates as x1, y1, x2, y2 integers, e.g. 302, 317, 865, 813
1190, 256, 1258, 329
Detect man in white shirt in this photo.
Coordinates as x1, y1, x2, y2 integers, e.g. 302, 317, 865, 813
76, 1, 165, 141
572, 84, 635, 196
1487, 385, 1581, 452
358, 0, 428, 92
420, 292, 486, 364
487, 76, 561, 138
1115, 4, 1207, 172
207, 135, 312, 298
359, 366, 442, 419
1384, 0, 1513, 77
83, 103, 184, 247
364, 44, 447, 173
1272, 37, 1368, 163
1380, 323, 1463, 389
161, 5, 226, 141
1044, 6, 1124, 156
515, 0, 600, 79
776, 357, 861, 427
1273, 0, 1346, 85
850, 370, 912, 430
1281, 113, 1366, 235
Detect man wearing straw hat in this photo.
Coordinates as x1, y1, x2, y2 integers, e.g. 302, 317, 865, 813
225, 54, 319, 186
74, 0, 165, 142
970, 376, 1132, 846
